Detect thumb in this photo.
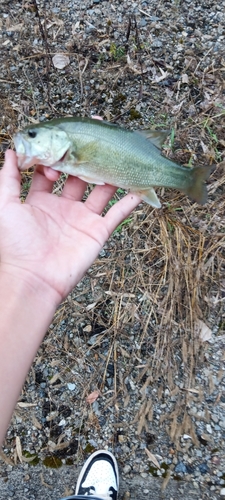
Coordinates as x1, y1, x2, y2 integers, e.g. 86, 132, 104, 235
0, 150, 21, 204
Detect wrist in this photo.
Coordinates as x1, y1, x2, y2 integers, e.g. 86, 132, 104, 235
0, 263, 61, 311
0, 264, 58, 445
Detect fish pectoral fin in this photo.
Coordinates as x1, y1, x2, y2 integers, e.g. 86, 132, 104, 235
137, 188, 161, 208
77, 141, 99, 162
137, 129, 169, 149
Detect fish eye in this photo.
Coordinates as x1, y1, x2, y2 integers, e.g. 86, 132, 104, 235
27, 130, 37, 138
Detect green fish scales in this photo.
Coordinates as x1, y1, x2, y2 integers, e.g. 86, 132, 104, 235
14, 117, 212, 208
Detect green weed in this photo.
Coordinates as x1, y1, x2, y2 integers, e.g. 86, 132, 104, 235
109, 43, 126, 60
115, 217, 133, 234
170, 127, 175, 150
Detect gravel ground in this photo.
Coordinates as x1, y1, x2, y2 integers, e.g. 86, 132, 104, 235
0, 462, 217, 500
0, 0, 225, 499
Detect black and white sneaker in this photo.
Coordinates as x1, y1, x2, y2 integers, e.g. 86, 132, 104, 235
75, 449, 119, 500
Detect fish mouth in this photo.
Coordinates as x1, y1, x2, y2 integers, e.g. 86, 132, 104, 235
14, 133, 35, 170
17, 150, 70, 171
14, 131, 70, 170
58, 149, 69, 163
17, 153, 70, 170
16, 155, 36, 170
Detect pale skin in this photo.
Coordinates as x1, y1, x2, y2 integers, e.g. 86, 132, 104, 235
0, 149, 141, 446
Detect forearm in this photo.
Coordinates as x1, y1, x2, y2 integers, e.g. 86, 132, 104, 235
0, 268, 57, 446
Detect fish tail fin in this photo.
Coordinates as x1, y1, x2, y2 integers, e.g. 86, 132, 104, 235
185, 165, 212, 205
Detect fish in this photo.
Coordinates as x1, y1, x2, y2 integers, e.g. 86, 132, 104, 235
14, 117, 211, 208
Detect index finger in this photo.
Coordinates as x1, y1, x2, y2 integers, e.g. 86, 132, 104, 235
0, 150, 21, 204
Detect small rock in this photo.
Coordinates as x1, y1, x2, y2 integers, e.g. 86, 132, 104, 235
123, 465, 131, 474
152, 39, 163, 48
211, 455, 220, 465
221, 488, 225, 497
183, 434, 192, 440
140, 18, 147, 27
118, 434, 126, 443
150, 16, 160, 21
186, 464, 195, 474
198, 463, 209, 474
92, 400, 101, 416
140, 472, 148, 478
193, 482, 199, 489
67, 383, 76, 391
175, 462, 187, 474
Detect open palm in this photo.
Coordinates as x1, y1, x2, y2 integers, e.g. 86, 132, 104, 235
0, 151, 141, 306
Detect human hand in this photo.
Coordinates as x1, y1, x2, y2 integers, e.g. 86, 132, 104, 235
0, 150, 141, 307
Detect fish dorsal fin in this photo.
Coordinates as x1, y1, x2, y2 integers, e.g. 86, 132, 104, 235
137, 129, 169, 149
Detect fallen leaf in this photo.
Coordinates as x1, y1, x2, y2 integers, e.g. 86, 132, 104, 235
0, 450, 14, 466
32, 415, 42, 430
46, 411, 59, 422
17, 402, 36, 408
16, 436, 23, 464
86, 302, 97, 311
8, 23, 24, 31
201, 433, 212, 442
40, 472, 53, 489
86, 390, 100, 404
83, 324, 92, 333
145, 448, 160, 468
52, 54, 70, 69
201, 140, 210, 154
161, 469, 171, 491
153, 68, 169, 83
23, 455, 38, 463
171, 100, 185, 114
195, 319, 212, 342
49, 373, 61, 385
51, 440, 71, 451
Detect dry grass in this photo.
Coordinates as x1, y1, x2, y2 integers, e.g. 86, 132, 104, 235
37, 164, 224, 448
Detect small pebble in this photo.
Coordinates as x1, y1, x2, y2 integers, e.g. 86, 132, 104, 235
58, 418, 66, 426
198, 463, 209, 475
67, 383, 76, 391
219, 420, 225, 429
175, 462, 187, 474
123, 465, 131, 474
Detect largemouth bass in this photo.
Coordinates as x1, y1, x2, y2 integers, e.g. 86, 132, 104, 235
14, 117, 211, 207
